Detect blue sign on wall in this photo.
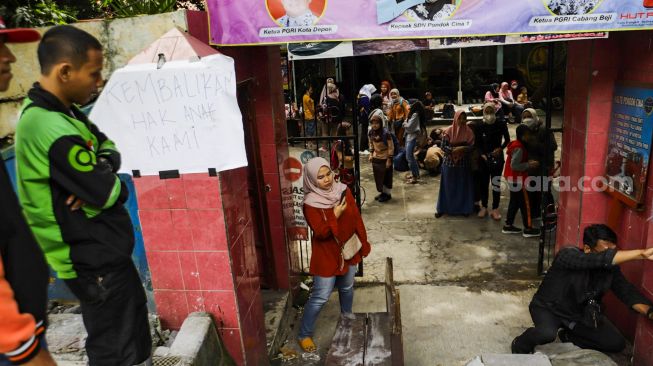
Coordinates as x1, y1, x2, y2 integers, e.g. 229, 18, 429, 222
605, 83, 653, 208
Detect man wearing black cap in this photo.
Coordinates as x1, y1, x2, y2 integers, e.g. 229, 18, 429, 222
0, 18, 54, 365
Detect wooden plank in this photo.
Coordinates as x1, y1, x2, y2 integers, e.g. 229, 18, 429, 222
385, 258, 394, 314
324, 314, 366, 366
390, 289, 404, 366
384, 257, 404, 365
364, 313, 392, 366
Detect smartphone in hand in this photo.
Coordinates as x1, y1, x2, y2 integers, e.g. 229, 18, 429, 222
340, 190, 347, 204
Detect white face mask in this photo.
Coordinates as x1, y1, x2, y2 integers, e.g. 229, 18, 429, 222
483, 113, 496, 125
523, 118, 536, 129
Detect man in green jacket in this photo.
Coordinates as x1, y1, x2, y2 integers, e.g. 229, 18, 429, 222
14, 25, 151, 366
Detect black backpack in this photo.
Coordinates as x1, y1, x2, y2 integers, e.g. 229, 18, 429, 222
442, 103, 455, 119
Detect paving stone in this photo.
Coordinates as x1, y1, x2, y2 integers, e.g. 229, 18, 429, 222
154, 346, 171, 357
46, 314, 87, 361
465, 356, 485, 366
62, 305, 82, 314
535, 342, 582, 358
548, 349, 617, 366
481, 353, 552, 366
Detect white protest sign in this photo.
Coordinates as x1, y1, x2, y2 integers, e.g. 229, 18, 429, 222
90, 54, 247, 175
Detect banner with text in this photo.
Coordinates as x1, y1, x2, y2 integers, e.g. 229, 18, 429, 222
90, 54, 247, 175
288, 32, 608, 60
282, 148, 318, 241
605, 83, 653, 206
207, 0, 652, 45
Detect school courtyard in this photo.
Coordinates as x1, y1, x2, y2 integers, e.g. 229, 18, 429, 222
271, 116, 631, 365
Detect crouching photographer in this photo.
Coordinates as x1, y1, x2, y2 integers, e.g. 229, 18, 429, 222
512, 224, 653, 354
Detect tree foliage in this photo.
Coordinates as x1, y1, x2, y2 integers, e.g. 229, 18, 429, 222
1, 1, 78, 27
0, 0, 205, 28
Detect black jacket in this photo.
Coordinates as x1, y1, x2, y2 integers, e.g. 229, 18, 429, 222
532, 247, 652, 322
479, 120, 510, 155
526, 126, 557, 174
18, 85, 132, 278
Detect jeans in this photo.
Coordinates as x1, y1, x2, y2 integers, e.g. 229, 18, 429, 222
298, 265, 357, 339
305, 119, 316, 137
406, 137, 420, 178
512, 104, 525, 124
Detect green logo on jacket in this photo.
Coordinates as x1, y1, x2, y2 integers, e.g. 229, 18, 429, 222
68, 145, 96, 172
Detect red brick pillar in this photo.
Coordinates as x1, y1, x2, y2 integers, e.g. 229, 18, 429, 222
560, 32, 653, 363
135, 171, 267, 365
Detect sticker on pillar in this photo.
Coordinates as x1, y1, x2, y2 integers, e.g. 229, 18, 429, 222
282, 149, 315, 241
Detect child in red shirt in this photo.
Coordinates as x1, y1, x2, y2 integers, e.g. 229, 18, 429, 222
503, 125, 541, 238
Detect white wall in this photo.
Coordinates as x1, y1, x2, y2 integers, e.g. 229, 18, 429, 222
0, 10, 189, 137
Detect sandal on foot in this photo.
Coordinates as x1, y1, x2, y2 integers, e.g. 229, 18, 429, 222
490, 209, 502, 220
299, 337, 316, 352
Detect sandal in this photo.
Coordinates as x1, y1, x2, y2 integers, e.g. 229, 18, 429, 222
298, 337, 316, 353
490, 209, 502, 221
404, 173, 413, 179
407, 177, 419, 184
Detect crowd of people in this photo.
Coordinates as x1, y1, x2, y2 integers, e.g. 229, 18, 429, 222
298, 149, 653, 359
300, 77, 553, 238
297, 90, 653, 360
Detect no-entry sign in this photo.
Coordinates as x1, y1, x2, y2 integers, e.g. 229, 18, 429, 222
283, 157, 303, 182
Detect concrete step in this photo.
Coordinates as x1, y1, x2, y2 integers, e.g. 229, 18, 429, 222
482, 353, 551, 366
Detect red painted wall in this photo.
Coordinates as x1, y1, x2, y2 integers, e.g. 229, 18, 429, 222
220, 45, 293, 291
558, 31, 653, 365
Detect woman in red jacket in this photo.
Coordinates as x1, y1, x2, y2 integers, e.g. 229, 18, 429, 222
298, 157, 371, 353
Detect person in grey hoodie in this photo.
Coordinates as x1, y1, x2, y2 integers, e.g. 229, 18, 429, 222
403, 100, 426, 184
522, 108, 558, 224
